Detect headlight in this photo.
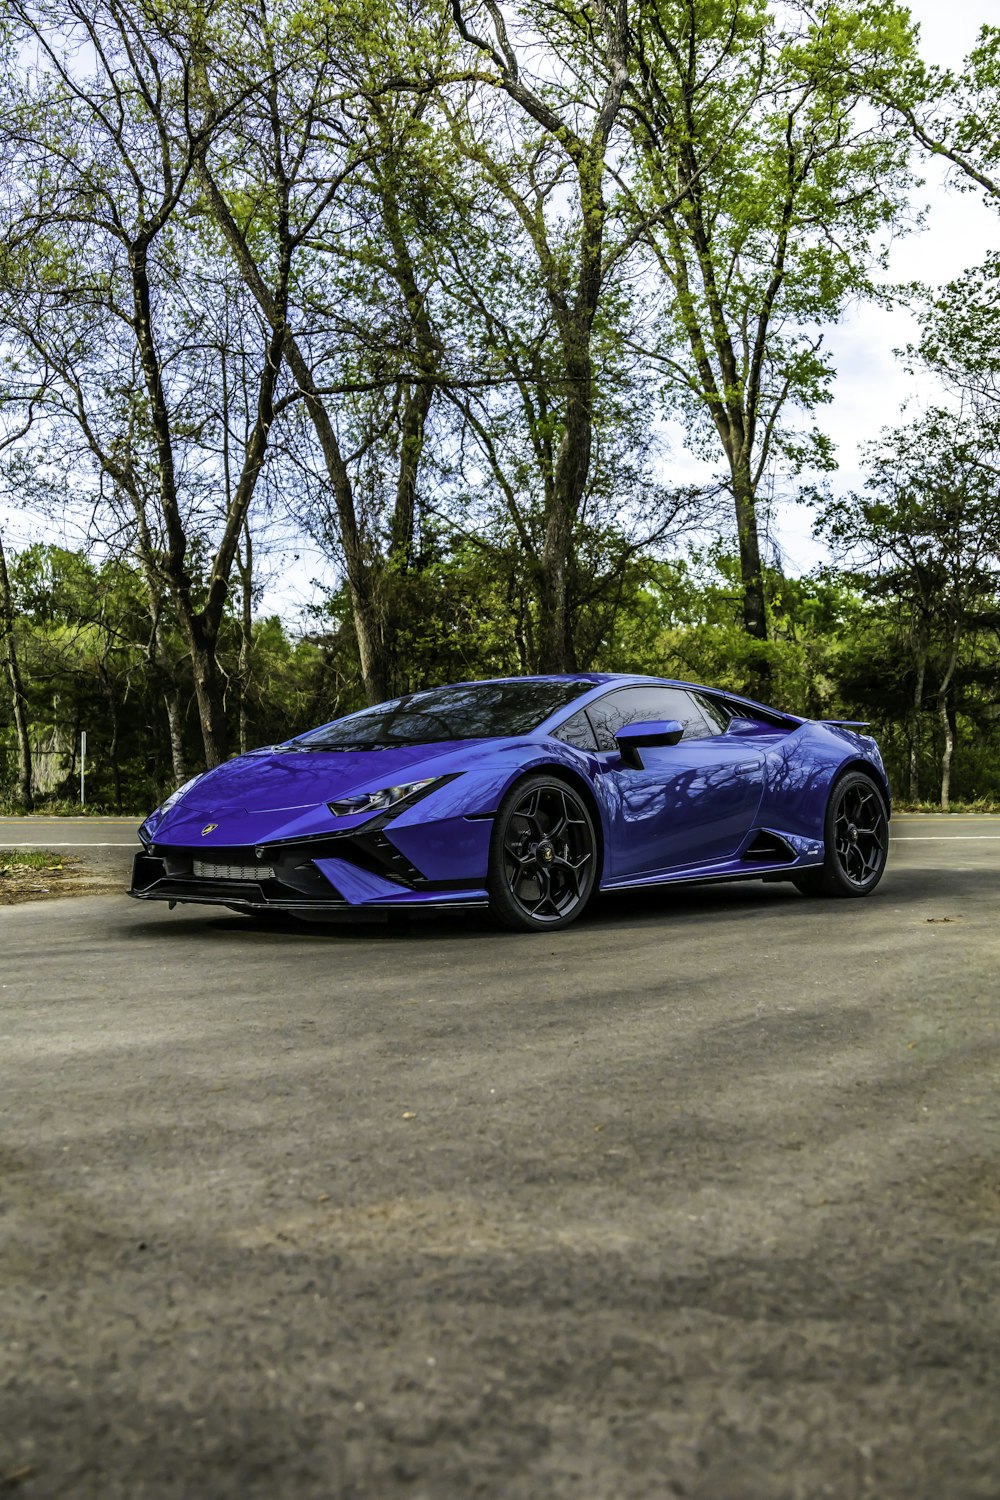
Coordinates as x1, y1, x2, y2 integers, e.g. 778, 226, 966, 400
328, 777, 439, 818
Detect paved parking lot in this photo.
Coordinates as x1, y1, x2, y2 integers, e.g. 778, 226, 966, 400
1, 817, 998, 1498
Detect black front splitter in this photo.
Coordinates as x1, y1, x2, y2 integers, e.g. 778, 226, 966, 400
128, 888, 490, 918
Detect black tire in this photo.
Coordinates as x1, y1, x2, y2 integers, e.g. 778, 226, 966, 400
488, 774, 598, 932
793, 770, 889, 898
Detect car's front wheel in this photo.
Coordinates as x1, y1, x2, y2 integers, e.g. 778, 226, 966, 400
488, 774, 598, 932
793, 770, 889, 898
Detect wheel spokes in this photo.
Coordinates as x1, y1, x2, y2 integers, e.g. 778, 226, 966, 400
833, 781, 887, 887
550, 849, 591, 899
502, 784, 594, 922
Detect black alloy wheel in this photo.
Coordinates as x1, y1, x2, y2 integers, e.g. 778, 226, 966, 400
488, 774, 598, 931
793, 770, 889, 898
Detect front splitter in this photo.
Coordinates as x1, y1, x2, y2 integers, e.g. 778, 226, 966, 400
128, 887, 490, 916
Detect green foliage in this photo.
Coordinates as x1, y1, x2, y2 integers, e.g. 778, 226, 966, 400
5, 536, 1000, 809
816, 407, 1000, 805
911, 253, 1000, 412
0, 544, 335, 808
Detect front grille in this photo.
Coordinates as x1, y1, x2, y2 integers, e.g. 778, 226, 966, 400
192, 859, 274, 882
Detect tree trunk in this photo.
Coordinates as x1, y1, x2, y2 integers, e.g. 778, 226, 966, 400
186, 623, 229, 768
538, 470, 581, 673
938, 689, 953, 811
936, 636, 960, 812
105, 679, 123, 814
127, 498, 188, 787
163, 683, 187, 788
0, 530, 33, 809
236, 526, 253, 755
147, 614, 188, 788
538, 336, 592, 673
439, 20, 622, 678
909, 651, 925, 802
732, 464, 768, 643
380, 158, 440, 580
129, 231, 282, 766
275, 345, 389, 703
381, 379, 435, 695
389, 380, 434, 572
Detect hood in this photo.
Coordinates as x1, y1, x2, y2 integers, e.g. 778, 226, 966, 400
146, 740, 490, 847
178, 742, 461, 813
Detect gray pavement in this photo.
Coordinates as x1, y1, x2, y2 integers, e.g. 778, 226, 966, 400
0, 814, 141, 845
1, 821, 999, 1498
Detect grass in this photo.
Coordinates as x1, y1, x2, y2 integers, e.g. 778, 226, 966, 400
894, 799, 1000, 814
0, 849, 68, 874
0, 798, 145, 817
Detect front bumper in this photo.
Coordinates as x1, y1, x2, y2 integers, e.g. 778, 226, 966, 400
129, 834, 489, 914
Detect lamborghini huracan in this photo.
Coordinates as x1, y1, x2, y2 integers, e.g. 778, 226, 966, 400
130, 674, 891, 931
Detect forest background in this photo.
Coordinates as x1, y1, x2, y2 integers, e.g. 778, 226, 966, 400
2, 0, 1000, 815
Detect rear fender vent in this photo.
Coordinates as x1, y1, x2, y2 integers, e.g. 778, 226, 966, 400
742, 829, 796, 863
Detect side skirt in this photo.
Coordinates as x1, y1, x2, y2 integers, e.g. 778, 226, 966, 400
600, 858, 824, 894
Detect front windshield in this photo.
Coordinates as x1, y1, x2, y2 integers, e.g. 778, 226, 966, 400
292, 679, 592, 750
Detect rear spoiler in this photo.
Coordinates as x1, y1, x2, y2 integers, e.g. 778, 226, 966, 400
814, 719, 870, 729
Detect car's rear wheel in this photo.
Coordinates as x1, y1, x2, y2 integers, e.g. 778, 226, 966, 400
488, 774, 598, 932
792, 770, 889, 898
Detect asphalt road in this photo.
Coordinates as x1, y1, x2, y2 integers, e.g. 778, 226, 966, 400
1, 819, 999, 1499
0, 815, 141, 881
3, 809, 1000, 878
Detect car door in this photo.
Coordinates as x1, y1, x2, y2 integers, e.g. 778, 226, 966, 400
573, 686, 765, 879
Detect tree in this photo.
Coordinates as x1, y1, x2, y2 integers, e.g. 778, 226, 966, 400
0, 527, 33, 807
620, 0, 916, 675
818, 408, 1000, 807
860, 22, 1000, 205
0, 0, 293, 766
446, 0, 648, 671
428, 166, 710, 671
7, 545, 160, 810
191, 0, 462, 701
0, 387, 38, 807
906, 254, 1000, 432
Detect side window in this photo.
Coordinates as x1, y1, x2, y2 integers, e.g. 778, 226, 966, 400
586, 687, 714, 752
692, 692, 732, 734
550, 707, 599, 752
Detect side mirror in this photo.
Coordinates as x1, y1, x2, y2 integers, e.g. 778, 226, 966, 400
615, 719, 684, 769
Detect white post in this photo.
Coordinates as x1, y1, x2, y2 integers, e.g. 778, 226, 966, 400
80, 729, 87, 807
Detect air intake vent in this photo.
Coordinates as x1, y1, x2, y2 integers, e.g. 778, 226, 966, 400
742, 830, 795, 863
193, 859, 274, 882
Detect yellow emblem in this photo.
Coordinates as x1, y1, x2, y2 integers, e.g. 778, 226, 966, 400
201, 823, 218, 836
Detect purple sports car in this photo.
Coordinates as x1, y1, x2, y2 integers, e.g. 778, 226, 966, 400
130, 674, 890, 931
